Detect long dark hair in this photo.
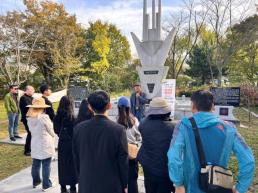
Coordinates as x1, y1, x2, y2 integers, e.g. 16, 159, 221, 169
117, 106, 135, 129
56, 96, 75, 123
75, 99, 94, 125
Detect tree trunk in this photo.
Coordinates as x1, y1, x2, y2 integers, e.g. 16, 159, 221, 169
218, 66, 223, 87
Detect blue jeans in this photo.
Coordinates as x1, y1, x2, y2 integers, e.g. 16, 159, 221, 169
135, 111, 144, 122
31, 158, 52, 189
7, 113, 19, 138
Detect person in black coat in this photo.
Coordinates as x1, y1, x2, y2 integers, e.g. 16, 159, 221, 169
40, 85, 55, 121
54, 96, 78, 193
73, 90, 128, 193
75, 99, 94, 125
137, 98, 175, 193
19, 86, 35, 156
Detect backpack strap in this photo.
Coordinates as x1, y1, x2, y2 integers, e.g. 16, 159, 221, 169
189, 117, 207, 168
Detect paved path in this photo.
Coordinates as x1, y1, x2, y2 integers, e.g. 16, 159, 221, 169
0, 160, 146, 193
0, 133, 27, 146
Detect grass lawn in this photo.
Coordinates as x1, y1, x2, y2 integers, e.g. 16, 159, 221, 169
230, 108, 258, 191
0, 144, 32, 180
250, 106, 258, 115
0, 100, 6, 120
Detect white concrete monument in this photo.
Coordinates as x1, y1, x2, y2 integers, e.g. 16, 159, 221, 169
131, 0, 176, 99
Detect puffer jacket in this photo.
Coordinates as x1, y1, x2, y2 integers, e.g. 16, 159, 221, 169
28, 114, 55, 160
167, 112, 255, 193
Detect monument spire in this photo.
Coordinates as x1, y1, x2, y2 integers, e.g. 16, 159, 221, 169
152, 0, 156, 29
157, 0, 162, 39
143, 0, 148, 41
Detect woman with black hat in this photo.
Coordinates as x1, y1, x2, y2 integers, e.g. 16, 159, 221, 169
137, 97, 175, 193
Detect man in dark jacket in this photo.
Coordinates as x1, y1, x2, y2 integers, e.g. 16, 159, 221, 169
137, 97, 175, 193
73, 90, 128, 193
40, 84, 55, 121
130, 83, 148, 121
19, 85, 35, 156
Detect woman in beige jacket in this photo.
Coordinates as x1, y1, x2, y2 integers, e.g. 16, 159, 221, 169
27, 98, 55, 192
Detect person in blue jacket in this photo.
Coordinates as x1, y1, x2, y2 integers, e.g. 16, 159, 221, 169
167, 90, 255, 193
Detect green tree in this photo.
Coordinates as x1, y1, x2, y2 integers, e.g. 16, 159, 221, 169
186, 45, 219, 85
228, 15, 258, 86
24, 0, 85, 89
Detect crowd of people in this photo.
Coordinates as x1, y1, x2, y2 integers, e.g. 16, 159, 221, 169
3, 83, 256, 193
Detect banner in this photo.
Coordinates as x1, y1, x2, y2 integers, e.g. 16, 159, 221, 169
19, 89, 67, 103
162, 79, 176, 117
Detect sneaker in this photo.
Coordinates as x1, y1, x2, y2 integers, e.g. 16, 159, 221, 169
33, 181, 41, 188
10, 137, 16, 141
14, 135, 22, 139
42, 181, 56, 192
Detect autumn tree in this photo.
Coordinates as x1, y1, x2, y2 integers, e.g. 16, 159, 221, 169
79, 20, 132, 91
200, 0, 256, 86
165, 0, 208, 79
24, 0, 85, 89
0, 11, 39, 86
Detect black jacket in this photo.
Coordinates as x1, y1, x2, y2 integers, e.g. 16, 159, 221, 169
73, 115, 128, 193
42, 96, 55, 121
19, 94, 33, 122
137, 117, 174, 179
54, 113, 78, 185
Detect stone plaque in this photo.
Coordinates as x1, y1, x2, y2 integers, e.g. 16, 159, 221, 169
210, 87, 240, 107
68, 86, 89, 115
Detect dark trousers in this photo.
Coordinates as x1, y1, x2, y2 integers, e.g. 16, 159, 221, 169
31, 158, 52, 189
143, 169, 174, 193
23, 121, 31, 153
128, 159, 139, 193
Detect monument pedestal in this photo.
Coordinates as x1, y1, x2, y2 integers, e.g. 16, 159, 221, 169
137, 66, 169, 99
214, 106, 240, 126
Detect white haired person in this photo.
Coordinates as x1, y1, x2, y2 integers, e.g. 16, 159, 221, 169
27, 98, 55, 192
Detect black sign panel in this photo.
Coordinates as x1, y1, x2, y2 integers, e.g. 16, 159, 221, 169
68, 86, 89, 101
210, 87, 240, 107
144, 71, 159, 75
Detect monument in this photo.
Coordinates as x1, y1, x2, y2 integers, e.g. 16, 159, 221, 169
210, 87, 240, 126
131, 0, 176, 99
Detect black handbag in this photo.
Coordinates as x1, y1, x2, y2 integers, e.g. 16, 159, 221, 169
189, 117, 234, 193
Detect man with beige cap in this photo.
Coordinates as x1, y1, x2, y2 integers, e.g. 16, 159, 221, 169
27, 98, 56, 192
